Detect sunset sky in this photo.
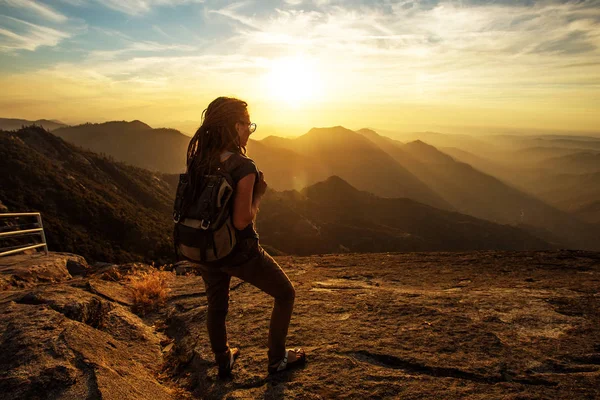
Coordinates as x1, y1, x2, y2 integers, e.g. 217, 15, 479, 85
0, 0, 599, 137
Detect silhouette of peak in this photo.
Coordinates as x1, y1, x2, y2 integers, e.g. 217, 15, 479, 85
88, 120, 152, 130
15, 124, 47, 136
306, 126, 356, 137
49, 120, 188, 173
356, 128, 379, 137
322, 175, 359, 191
406, 139, 430, 147
262, 135, 282, 141
301, 175, 362, 200
296, 126, 375, 150
404, 140, 455, 164
260, 135, 294, 148
35, 119, 65, 125
128, 120, 152, 130
0, 118, 67, 132
403, 140, 438, 153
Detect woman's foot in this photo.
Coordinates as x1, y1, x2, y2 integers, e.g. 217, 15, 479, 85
268, 348, 306, 374
217, 347, 240, 378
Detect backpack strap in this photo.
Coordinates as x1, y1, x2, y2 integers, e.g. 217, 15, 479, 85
173, 173, 188, 223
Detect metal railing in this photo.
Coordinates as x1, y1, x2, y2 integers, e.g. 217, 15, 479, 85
0, 213, 48, 257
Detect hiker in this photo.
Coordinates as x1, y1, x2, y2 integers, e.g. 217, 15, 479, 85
174, 96, 305, 377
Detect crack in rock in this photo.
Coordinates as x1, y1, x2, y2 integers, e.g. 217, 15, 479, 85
348, 350, 557, 387
85, 281, 132, 307
72, 350, 102, 400
17, 293, 112, 329
531, 354, 600, 374
569, 354, 600, 366
168, 291, 206, 301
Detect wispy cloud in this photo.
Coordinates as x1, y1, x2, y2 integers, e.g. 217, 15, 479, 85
100, 0, 205, 16
0, 0, 68, 22
1, 0, 599, 132
59, 0, 86, 5
0, 16, 70, 51
209, 1, 261, 30
533, 29, 598, 55
12, 0, 599, 100
152, 25, 173, 39
86, 41, 197, 61
210, 1, 600, 77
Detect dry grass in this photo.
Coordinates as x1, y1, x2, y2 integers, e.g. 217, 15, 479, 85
127, 267, 174, 315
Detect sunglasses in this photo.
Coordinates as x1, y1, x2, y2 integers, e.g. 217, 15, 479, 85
239, 121, 257, 133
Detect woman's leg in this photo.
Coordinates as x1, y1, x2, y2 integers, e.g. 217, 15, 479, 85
222, 245, 296, 363
198, 265, 232, 356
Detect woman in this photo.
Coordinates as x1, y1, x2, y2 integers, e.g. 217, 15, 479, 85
178, 96, 305, 377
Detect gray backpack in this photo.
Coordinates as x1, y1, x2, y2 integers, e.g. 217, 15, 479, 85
173, 163, 237, 263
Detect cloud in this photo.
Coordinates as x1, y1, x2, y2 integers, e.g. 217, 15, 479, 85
0, 16, 70, 51
152, 25, 173, 39
2, 0, 599, 132
59, 0, 86, 5
190, 0, 600, 107
211, 1, 600, 68
209, 1, 262, 30
11, 0, 595, 101
0, 0, 68, 22
86, 41, 197, 61
100, 0, 205, 16
533, 30, 597, 55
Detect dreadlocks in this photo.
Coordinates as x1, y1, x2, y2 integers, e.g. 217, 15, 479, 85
186, 97, 248, 189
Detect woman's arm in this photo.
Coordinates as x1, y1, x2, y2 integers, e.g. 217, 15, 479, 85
232, 172, 266, 230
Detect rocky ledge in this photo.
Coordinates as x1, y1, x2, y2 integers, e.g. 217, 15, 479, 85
1, 250, 599, 399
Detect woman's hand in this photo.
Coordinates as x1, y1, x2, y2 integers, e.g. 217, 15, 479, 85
254, 171, 267, 198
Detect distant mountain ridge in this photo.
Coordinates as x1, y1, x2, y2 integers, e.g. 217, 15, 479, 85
246, 139, 331, 191
541, 152, 600, 174
252, 126, 451, 210
0, 127, 555, 262
8, 120, 597, 252
0, 118, 67, 132
357, 128, 600, 250
257, 175, 552, 255
53, 121, 189, 174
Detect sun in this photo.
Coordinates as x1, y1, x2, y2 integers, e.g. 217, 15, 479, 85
266, 55, 322, 107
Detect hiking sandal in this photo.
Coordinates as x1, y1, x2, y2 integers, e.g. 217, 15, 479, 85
217, 347, 240, 378
268, 348, 306, 374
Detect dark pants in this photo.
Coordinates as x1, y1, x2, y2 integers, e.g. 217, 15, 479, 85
194, 239, 295, 363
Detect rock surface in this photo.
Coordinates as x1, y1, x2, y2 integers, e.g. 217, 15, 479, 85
0, 254, 172, 400
1, 250, 599, 399
0, 252, 86, 290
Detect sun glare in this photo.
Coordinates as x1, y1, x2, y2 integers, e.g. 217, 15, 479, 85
265, 56, 322, 107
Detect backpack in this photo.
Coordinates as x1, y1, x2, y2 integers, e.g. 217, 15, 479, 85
173, 162, 237, 263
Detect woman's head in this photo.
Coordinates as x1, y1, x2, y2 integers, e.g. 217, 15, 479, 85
187, 96, 254, 172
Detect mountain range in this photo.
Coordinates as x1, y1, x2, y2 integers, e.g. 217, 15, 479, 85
354, 130, 599, 250
0, 126, 174, 263
0, 126, 559, 263
257, 176, 551, 255
0, 118, 67, 132
248, 126, 599, 250
53, 121, 189, 174
250, 126, 450, 209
